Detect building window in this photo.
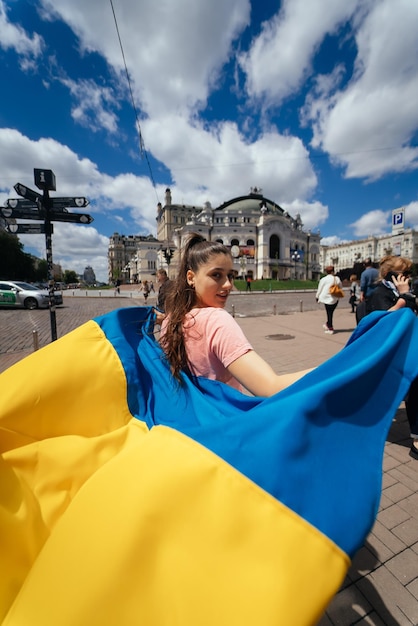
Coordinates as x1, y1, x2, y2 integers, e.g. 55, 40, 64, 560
269, 235, 280, 259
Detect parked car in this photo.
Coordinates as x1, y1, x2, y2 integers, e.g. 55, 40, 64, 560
0, 281, 63, 309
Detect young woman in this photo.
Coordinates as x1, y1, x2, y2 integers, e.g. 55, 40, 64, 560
160, 234, 311, 397
368, 255, 418, 460
315, 265, 343, 334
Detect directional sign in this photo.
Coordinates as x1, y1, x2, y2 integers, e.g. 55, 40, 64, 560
1, 205, 42, 221
48, 210, 94, 224
14, 183, 42, 204
5, 198, 39, 211
6, 223, 51, 235
50, 197, 90, 210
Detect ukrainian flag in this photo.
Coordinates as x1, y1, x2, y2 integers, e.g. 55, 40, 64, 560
1, 307, 418, 625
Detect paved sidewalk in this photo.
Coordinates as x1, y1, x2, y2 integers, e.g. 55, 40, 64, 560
1, 297, 417, 624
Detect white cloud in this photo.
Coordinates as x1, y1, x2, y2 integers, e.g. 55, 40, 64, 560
238, 0, 360, 107
304, 0, 418, 180
0, 0, 44, 60
349, 209, 390, 237
59, 78, 120, 134
280, 199, 328, 231
38, 0, 250, 117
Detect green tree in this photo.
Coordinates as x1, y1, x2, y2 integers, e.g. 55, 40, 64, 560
63, 269, 78, 284
33, 259, 48, 282
0, 232, 35, 280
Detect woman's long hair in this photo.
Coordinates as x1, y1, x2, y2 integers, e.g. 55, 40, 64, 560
160, 233, 231, 380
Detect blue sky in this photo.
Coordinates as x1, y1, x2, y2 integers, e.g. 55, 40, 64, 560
1, 0, 417, 282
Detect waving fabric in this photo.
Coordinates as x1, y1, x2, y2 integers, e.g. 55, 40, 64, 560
1, 307, 418, 626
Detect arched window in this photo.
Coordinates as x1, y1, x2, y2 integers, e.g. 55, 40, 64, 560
269, 235, 280, 259
215, 239, 223, 244
247, 239, 255, 246
230, 238, 239, 246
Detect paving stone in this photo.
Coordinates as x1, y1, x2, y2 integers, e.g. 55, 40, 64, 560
388, 467, 418, 492
383, 482, 414, 504
320, 583, 372, 626
392, 518, 418, 546
369, 520, 408, 559
358, 565, 418, 626
406, 576, 418, 601
377, 504, 411, 530
366, 530, 399, 565
385, 548, 418, 586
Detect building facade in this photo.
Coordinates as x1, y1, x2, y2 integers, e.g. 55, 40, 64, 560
109, 188, 321, 284
321, 229, 418, 274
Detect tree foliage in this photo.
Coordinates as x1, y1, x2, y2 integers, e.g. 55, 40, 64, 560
0, 232, 35, 280
63, 269, 78, 284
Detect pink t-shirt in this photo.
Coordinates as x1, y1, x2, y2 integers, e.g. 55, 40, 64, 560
162, 307, 252, 390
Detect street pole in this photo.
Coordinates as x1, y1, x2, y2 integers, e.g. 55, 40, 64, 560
42, 188, 57, 341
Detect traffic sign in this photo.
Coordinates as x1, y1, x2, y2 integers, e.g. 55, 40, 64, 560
6, 223, 51, 235
14, 183, 42, 204
1, 205, 42, 221
50, 197, 90, 209
48, 210, 94, 224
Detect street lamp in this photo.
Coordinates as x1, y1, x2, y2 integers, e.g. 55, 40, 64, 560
305, 230, 311, 280
291, 250, 301, 279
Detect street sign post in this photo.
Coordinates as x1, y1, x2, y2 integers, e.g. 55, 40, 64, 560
50, 197, 90, 210
48, 210, 93, 224
8, 169, 93, 343
1, 205, 42, 221
6, 223, 50, 235
5, 198, 40, 210
13, 183, 42, 205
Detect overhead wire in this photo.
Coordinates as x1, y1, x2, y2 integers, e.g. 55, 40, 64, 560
109, 0, 159, 201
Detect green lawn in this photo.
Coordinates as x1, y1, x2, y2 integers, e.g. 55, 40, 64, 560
234, 279, 318, 291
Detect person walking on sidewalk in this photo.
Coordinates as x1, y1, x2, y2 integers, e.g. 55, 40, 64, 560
349, 274, 360, 313
360, 257, 378, 315
315, 266, 342, 335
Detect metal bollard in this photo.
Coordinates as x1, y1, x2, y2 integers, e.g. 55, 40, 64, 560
300, 300, 303, 312
231, 304, 235, 318
99, 291, 101, 297
273, 304, 277, 315
32, 330, 39, 351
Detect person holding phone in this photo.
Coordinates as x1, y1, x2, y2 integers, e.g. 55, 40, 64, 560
369, 256, 418, 459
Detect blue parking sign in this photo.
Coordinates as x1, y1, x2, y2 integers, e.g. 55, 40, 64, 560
392, 209, 404, 228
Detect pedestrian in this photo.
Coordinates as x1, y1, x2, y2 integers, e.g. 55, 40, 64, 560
150, 281, 155, 293
245, 276, 252, 292
349, 274, 360, 313
368, 255, 418, 459
360, 258, 378, 314
156, 269, 170, 312
114, 278, 121, 295
160, 233, 311, 395
315, 266, 343, 335
142, 280, 150, 303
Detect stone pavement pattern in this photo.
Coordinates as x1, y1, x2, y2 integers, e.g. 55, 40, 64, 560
1, 293, 417, 625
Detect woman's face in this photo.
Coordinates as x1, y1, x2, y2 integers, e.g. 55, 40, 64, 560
187, 253, 234, 308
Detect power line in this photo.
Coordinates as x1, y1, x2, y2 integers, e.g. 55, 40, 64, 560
109, 0, 159, 200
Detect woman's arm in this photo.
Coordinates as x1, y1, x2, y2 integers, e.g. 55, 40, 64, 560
228, 350, 312, 397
